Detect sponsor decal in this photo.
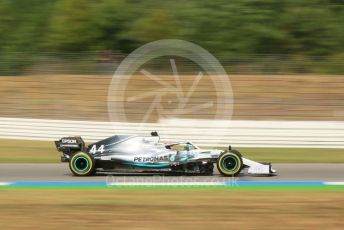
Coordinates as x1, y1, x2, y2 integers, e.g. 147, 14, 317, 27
61, 139, 77, 144
134, 155, 169, 162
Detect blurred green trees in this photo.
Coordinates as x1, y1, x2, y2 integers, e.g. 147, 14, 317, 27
0, 0, 343, 74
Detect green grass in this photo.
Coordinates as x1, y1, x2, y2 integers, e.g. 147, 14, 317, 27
0, 139, 343, 163
0, 139, 58, 163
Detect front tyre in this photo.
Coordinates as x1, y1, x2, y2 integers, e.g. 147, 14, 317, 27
217, 150, 243, 176
69, 152, 96, 176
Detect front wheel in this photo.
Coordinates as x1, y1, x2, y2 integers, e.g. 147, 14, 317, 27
217, 150, 243, 176
69, 152, 96, 176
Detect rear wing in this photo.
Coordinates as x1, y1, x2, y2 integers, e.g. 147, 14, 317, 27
55, 136, 86, 155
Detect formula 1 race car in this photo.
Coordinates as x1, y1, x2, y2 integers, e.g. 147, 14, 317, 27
55, 132, 276, 177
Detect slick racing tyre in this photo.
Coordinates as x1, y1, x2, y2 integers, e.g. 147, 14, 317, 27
69, 152, 96, 176
217, 150, 243, 176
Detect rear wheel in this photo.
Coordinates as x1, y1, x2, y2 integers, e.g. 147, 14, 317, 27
217, 150, 243, 176
69, 152, 96, 176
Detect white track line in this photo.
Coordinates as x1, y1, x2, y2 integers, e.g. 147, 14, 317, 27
324, 182, 344, 186
0, 182, 11, 186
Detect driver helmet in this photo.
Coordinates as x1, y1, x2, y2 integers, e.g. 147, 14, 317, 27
184, 144, 192, 151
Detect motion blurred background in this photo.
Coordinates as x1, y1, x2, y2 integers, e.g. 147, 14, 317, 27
0, 0, 343, 123
0, 0, 343, 156
1, 1, 344, 229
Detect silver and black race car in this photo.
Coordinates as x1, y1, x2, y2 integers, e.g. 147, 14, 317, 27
55, 132, 276, 177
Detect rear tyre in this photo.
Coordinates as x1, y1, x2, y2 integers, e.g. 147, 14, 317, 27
217, 150, 243, 176
69, 152, 96, 176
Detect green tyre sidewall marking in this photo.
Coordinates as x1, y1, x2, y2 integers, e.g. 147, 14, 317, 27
221, 155, 238, 172
73, 156, 90, 173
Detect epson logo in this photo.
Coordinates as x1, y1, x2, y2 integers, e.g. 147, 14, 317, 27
62, 139, 77, 144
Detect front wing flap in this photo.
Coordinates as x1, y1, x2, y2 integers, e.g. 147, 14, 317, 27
242, 158, 276, 175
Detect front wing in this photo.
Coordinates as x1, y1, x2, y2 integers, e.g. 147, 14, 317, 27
243, 158, 276, 175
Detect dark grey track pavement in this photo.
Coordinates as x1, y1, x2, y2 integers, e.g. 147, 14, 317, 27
1, 163, 344, 182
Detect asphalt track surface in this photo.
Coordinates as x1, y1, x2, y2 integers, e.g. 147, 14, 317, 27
0, 163, 343, 182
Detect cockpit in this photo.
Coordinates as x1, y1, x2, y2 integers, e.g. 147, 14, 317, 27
165, 142, 199, 151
